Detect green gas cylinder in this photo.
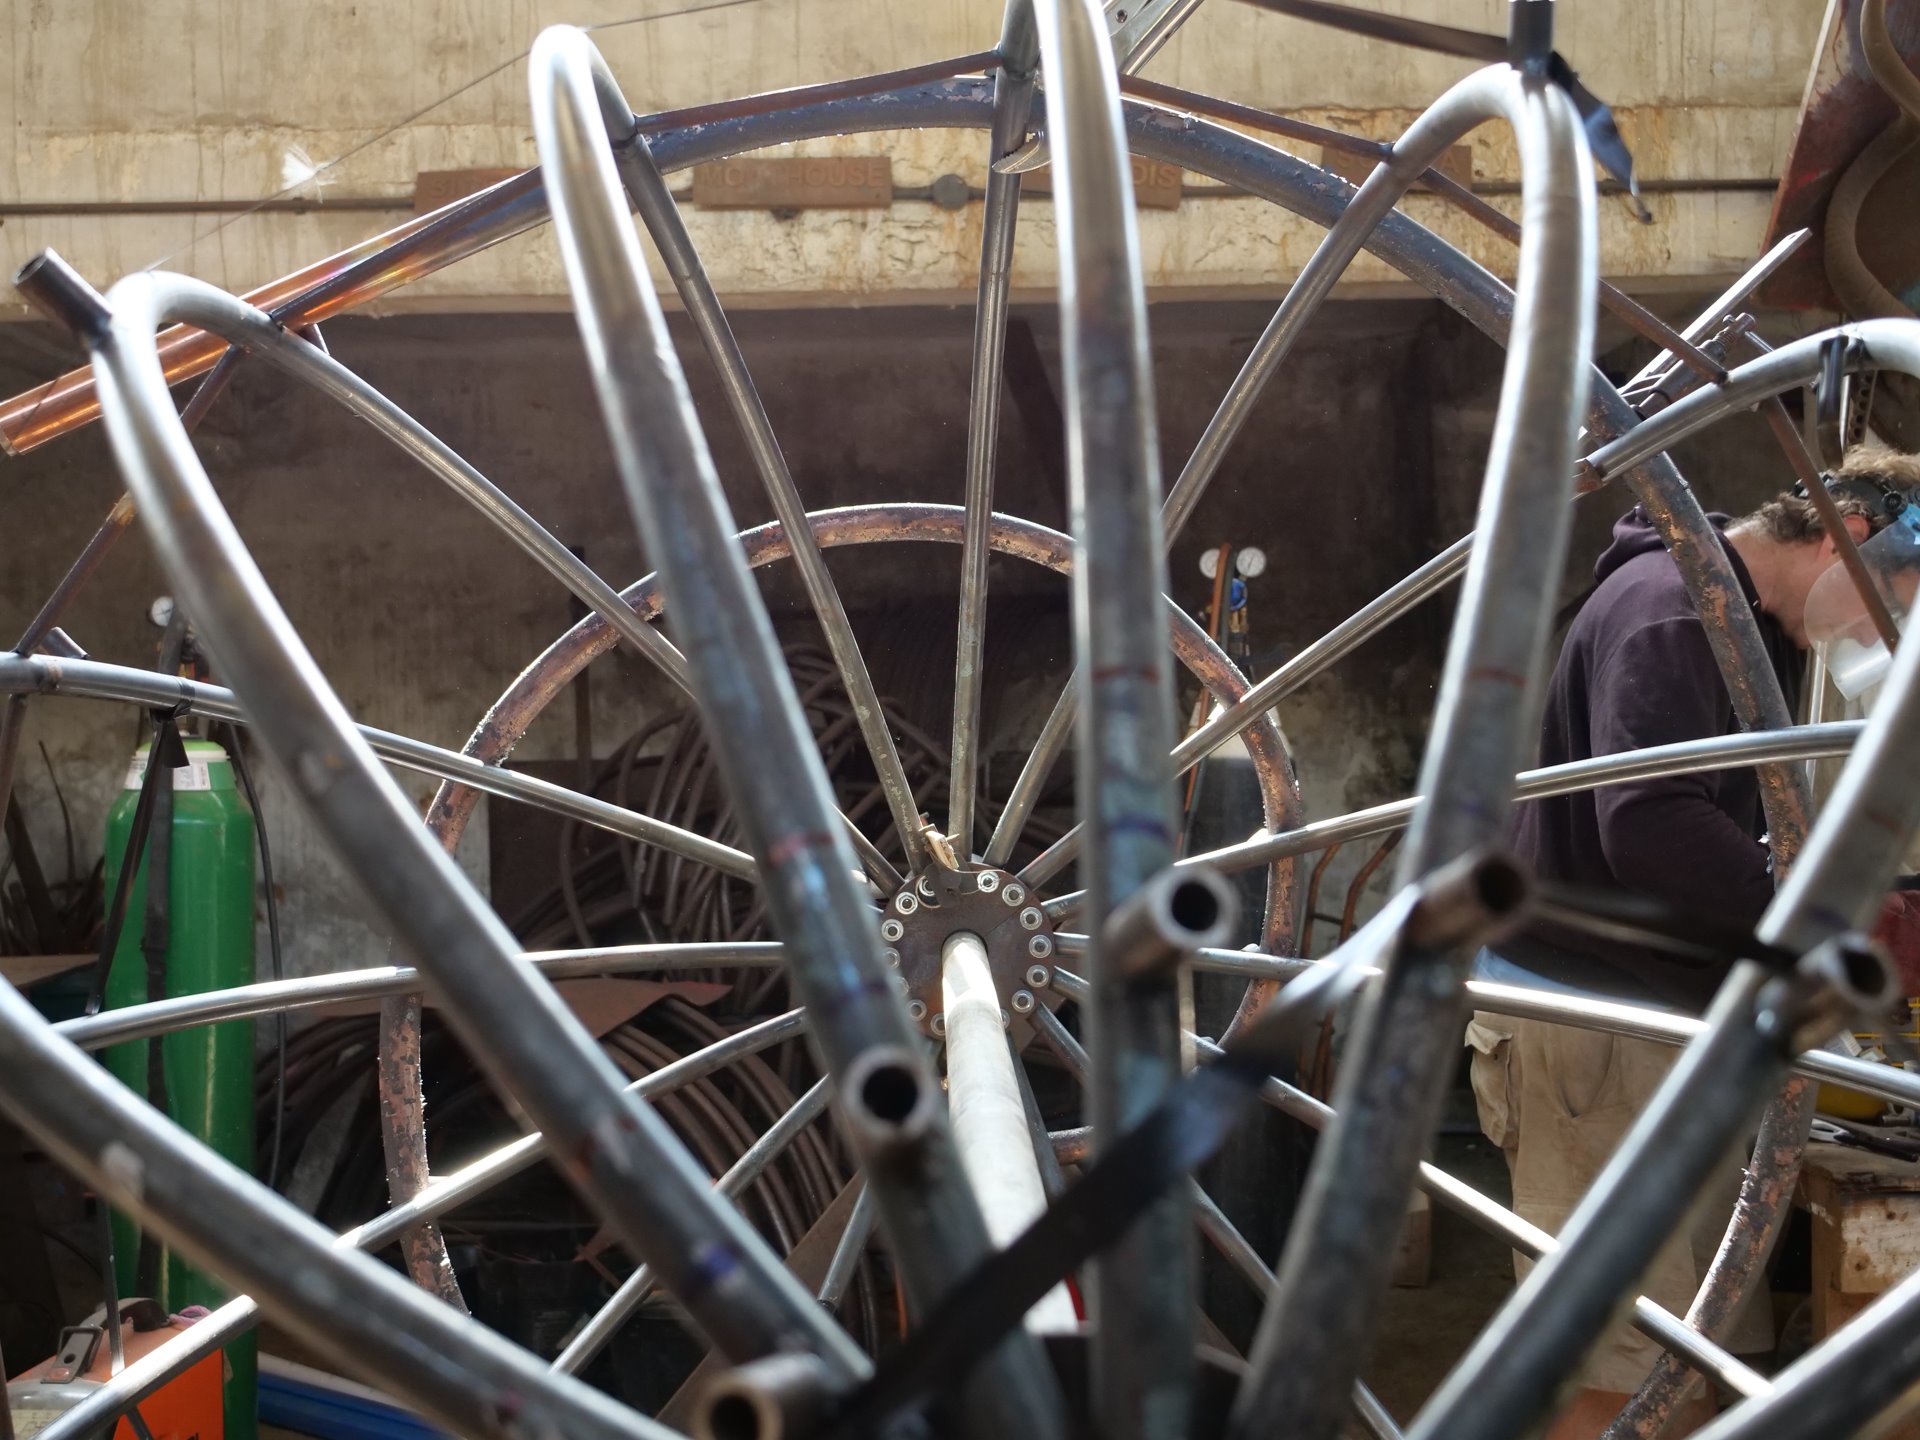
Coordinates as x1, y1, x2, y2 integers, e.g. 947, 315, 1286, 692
101, 738, 258, 1440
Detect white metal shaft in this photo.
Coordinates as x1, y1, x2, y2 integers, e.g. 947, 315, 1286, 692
941, 931, 1078, 1332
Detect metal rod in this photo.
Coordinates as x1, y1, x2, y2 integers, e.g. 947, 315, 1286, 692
55, 941, 785, 1049
34, 1008, 813, 1440
0, 982, 678, 1440
528, 28, 1062, 1434
941, 931, 1077, 1331
1233, 67, 1597, 1440
1409, 427, 1920, 1438
984, 682, 1077, 867
598, 78, 930, 874
949, 0, 1040, 853
64, 255, 863, 1379
818, 1181, 878, 1312
553, 1077, 835, 1374
0, 654, 759, 879
1182, 1034, 1772, 1403
1022, 1, 1188, 1429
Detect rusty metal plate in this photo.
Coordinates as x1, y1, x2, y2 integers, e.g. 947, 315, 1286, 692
691, 155, 893, 209
1762, 0, 1920, 309
1021, 156, 1184, 208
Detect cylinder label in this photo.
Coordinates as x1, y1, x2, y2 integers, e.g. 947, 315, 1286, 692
124, 754, 216, 792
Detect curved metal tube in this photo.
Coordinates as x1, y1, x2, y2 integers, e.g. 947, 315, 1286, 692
529, 26, 1058, 1433
82, 264, 863, 1377
1233, 66, 1596, 1440
31, 1006, 813, 1440
1413, 353, 1920, 1438
1022, 1, 1189, 1427
55, 941, 785, 1050
586, 61, 930, 874
949, 0, 1040, 851
142, 283, 690, 686
0, 653, 757, 879
0, 983, 677, 1440
552, 1078, 835, 1375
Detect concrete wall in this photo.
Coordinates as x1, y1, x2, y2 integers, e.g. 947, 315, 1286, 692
1, 0, 1823, 317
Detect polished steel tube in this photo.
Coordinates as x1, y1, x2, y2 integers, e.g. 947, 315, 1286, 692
529, 27, 1062, 1434
949, 0, 1039, 852
552, 1078, 835, 1375
73, 260, 860, 1377
1411, 413, 1920, 1438
1025, 0, 1187, 1429
1181, 1034, 1771, 1404
0, 981, 675, 1440
818, 1181, 878, 1311
1234, 67, 1596, 1440
984, 682, 1077, 867
36, 1007, 813, 1440
56, 941, 785, 1049
0, 653, 758, 879
592, 66, 930, 874
138, 283, 692, 687
941, 932, 1078, 1331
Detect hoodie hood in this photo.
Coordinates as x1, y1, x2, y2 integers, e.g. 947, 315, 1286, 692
1594, 507, 1746, 596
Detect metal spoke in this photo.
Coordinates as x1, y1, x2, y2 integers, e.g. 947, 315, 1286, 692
1174, 1032, 1771, 1405
29, 1006, 814, 1440
553, 1077, 836, 1374
529, 28, 1066, 1435
18, 253, 862, 1377
56, 941, 786, 1050
984, 682, 1077, 867
0, 654, 761, 881
0, 983, 676, 1440
1232, 66, 1597, 1440
1020, 1, 1187, 1427
949, 0, 1040, 852
818, 1181, 879, 1312
1412, 326, 1920, 1437
1038, 723, 1864, 923
605, 97, 930, 873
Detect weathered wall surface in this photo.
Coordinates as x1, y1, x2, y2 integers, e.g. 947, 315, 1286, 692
1, 0, 1821, 316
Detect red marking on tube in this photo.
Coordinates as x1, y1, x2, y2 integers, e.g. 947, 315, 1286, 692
767, 831, 837, 867
1466, 665, 1528, 688
1090, 665, 1161, 683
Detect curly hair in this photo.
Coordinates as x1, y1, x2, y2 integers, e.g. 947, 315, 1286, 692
1735, 444, 1920, 544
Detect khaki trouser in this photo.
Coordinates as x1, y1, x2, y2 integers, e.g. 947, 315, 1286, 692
1465, 1011, 1773, 1393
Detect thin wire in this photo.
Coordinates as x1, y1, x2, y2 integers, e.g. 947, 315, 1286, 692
140, 0, 769, 276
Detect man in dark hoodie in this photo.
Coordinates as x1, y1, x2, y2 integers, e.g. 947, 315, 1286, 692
1467, 446, 1920, 1439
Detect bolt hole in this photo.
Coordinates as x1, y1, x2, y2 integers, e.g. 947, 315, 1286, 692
859, 1061, 922, 1125
1840, 943, 1891, 999
1169, 878, 1222, 934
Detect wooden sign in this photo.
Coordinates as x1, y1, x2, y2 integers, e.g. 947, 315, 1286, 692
1317, 143, 1473, 193
413, 167, 521, 214
1021, 157, 1183, 209
692, 156, 893, 209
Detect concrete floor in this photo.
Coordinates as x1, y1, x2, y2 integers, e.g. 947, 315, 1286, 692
1363, 1127, 1520, 1428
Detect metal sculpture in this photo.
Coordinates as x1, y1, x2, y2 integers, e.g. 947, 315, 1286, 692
4, 2, 1920, 1439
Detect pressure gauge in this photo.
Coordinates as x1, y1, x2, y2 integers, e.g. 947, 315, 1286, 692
1235, 546, 1267, 578
148, 595, 176, 629
1198, 549, 1222, 579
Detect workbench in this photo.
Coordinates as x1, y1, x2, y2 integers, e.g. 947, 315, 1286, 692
1799, 1139, 1920, 1438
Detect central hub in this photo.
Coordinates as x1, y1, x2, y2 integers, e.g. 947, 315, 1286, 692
881, 867, 1062, 1041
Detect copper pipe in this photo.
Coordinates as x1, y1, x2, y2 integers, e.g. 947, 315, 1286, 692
0, 51, 999, 458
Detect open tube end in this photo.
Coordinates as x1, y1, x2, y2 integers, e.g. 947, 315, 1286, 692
694, 1354, 837, 1440
14, 251, 114, 344
1405, 848, 1534, 952
1105, 864, 1240, 981
841, 1043, 939, 1158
